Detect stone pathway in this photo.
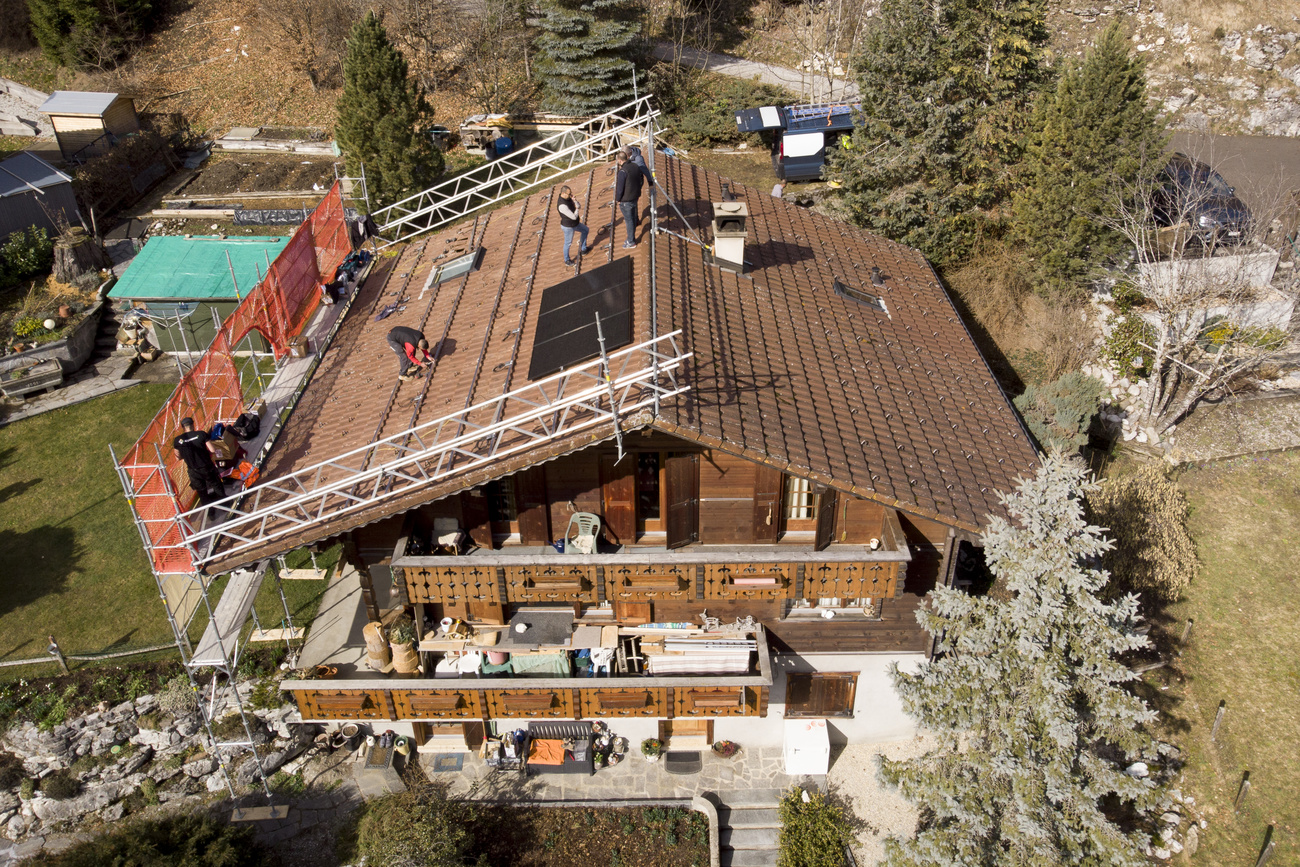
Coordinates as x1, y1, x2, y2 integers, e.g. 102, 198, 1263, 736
445, 745, 822, 803
650, 41, 858, 102
0, 353, 141, 426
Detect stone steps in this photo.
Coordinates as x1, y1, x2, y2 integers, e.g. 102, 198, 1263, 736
718, 797, 782, 867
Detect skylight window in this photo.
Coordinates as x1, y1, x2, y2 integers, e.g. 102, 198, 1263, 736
432, 249, 482, 285
834, 278, 888, 315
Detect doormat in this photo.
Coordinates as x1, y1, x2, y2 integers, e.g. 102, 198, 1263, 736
432, 753, 465, 773
664, 751, 703, 775
363, 744, 393, 771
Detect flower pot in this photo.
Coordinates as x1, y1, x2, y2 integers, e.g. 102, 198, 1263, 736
58, 305, 73, 319
363, 621, 391, 671
393, 736, 411, 756
391, 639, 419, 673
644, 754, 660, 763
315, 664, 338, 679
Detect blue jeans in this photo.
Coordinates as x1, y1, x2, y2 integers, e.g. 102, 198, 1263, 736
562, 223, 589, 262
619, 201, 638, 244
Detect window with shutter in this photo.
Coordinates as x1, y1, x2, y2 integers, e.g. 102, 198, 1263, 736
784, 672, 858, 718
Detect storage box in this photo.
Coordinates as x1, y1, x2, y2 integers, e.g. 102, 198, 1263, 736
210, 428, 239, 461
288, 336, 311, 358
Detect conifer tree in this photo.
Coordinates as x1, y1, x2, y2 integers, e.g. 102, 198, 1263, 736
881, 456, 1165, 867
1011, 21, 1167, 290
335, 13, 442, 210
829, 0, 1049, 265
535, 0, 642, 115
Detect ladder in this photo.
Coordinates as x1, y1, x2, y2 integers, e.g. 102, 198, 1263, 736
373, 95, 660, 246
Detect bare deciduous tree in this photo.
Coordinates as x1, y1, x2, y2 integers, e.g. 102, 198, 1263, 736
255, 0, 361, 91
786, 0, 871, 101
1097, 153, 1296, 433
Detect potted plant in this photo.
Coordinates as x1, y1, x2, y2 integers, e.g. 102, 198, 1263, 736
389, 615, 420, 674
641, 738, 662, 762
712, 740, 741, 759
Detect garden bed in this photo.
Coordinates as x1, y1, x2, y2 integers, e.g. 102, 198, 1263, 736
467, 805, 708, 867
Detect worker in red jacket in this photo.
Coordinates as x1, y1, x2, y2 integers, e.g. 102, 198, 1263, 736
386, 326, 432, 381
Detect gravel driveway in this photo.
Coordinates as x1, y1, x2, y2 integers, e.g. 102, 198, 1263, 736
827, 736, 930, 865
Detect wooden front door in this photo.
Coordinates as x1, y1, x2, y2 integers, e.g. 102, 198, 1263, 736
665, 454, 699, 549
515, 466, 550, 544
600, 452, 636, 546
461, 488, 492, 549
785, 672, 857, 718
659, 718, 713, 747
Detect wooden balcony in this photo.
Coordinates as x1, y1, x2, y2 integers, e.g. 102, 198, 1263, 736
283, 627, 773, 723
393, 513, 910, 607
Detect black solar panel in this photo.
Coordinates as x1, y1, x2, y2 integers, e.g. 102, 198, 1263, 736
528, 258, 634, 380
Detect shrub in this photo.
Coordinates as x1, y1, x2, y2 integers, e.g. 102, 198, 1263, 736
664, 73, 797, 150
139, 777, 158, 806
1111, 281, 1147, 314
41, 770, 80, 800
1103, 314, 1157, 380
19, 779, 35, 800
269, 771, 305, 796
27, 812, 270, 866
1014, 371, 1104, 454
1088, 463, 1199, 603
247, 677, 285, 712
0, 227, 54, 289
355, 779, 478, 867
156, 675, 195, 718
776, 787, 853, 867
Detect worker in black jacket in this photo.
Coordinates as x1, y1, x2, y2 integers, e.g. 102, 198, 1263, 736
386, 325, 432, 381
615, 152, 646, 248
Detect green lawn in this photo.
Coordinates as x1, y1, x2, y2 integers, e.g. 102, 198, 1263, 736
1161, 453, 1300, 864
0, 385, 332, 672
0, 385, 174, 661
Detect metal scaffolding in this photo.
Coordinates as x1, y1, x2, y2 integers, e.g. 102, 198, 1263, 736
373, 95, 660, 246
109, 100, 678, 813
137, 330, 691, 573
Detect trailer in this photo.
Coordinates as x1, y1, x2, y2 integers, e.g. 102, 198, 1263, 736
734, 102, 859, 182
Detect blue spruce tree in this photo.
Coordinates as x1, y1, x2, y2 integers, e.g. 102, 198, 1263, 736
536, 0, 642, 115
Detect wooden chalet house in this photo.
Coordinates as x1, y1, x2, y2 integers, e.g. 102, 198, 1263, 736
207, 155, 1038, 754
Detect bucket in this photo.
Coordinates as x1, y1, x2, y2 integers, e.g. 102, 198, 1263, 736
487, 651, 509, 666
393, 736, 411, 757
341, 722, 361, 749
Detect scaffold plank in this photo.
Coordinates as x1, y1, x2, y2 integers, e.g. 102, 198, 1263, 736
191, 562, 268, 667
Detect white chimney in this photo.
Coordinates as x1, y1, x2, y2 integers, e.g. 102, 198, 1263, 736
711, 200, 749, 272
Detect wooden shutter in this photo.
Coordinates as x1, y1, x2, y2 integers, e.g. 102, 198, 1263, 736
600, 453, 637, 546
785, 672, 857, 718
665, 454, 699, 549
461, 488, 492, 549
814, 488, 837, 551
515, 467, 550, 544
752, 465, 784, 543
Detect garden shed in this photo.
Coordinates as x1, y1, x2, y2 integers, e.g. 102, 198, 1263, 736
38, 90, 140, 163
108, 235, 288, 356
0, 151, 80, 239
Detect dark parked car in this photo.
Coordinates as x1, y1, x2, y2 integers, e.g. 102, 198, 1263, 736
1152, 153, 1251, 245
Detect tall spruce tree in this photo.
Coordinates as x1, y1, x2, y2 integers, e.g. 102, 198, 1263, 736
335, 13, 442, 210
1011, 21, 1167, 290
535, 0, 641, 115
829, 0, 1049, 265
881, 456, 1165, 867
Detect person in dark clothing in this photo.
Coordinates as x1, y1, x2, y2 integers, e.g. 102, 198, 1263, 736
172, 417, 225, 506
556, 185, 592, 265
615, 153, 645, 248
386, 326, 432, 381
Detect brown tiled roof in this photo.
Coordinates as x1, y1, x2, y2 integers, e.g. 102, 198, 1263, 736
648, 157, 1038, 531
210, 154, 1035, 570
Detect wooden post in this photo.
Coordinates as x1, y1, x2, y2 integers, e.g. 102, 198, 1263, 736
46, 636, 68, 675
1234, 771, 1251, 814
341, 533, 380, 623
1180, 618, 1193, 644
1256, 825, 1275, 867
1211, 700, 1226, 742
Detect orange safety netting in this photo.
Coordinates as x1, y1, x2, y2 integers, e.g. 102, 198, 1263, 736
120, 183, 353, 574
